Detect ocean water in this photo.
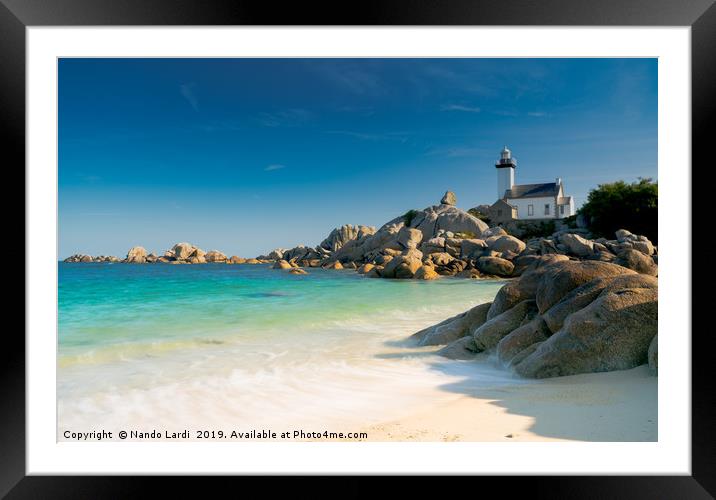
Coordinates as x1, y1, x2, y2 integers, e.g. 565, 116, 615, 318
58, 262, 514, 438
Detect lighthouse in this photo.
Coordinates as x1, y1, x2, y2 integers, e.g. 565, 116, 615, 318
495, 145, 516, 199
486, 146, 575, 221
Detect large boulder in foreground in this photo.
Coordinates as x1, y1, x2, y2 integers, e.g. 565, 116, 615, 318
410, 302, 491, 346
486, 255, 570, 319
534, 260, 635, 314
496, 317, 551, 365
513, 283, 658, 378
473, 300, 536, 351
542, 274, 657, 333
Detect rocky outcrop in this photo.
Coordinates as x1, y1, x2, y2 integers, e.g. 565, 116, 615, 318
406, 258, 658, 379
64, 253, 120, 263
172, 242, 196, 260
205, 250, 228, 263
66, 209, 657, 289
68, 243, 251, 265
413, 204, 489, 240
125, 246, 148, 263
514, 281, 657, 378
249, 192, 657, 282
541, 274, 651, 333
319, 224, 376, 253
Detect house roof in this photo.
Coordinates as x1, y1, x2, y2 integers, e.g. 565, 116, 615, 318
557, 196, 573, 205
490, 198, 516, 210
505, 182, 559, 199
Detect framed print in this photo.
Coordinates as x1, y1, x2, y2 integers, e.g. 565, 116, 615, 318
4, 0, 714, 495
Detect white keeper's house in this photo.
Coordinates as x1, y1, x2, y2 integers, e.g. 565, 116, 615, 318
487, 146, 575, 223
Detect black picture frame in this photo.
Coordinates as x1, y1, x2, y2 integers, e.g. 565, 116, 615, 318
4, 0, 712, 496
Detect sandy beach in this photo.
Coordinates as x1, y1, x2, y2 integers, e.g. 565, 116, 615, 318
362, 362, 657, 442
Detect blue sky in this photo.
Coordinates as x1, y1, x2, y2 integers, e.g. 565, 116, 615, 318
59, 58, 657, 258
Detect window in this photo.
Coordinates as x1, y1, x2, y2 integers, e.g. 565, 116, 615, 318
544, 204, 550, 215
497, 209, 503, 216
560, 205, 565, 215
528, 204, 534, 216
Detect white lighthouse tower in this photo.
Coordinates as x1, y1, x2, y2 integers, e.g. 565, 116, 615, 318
496, 145, 516, 199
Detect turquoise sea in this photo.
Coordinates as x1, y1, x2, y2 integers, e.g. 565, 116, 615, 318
58, 262, 514, 436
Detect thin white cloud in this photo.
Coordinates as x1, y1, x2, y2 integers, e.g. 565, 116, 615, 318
180, 83, 199, 112
264, 164, 286, 171
313, 63, 384, 95
258, 109, 311, 127
424, 145, 491, 158
527, 111, 550, 117
326, 130, 409, 143
441, 104, 481, 113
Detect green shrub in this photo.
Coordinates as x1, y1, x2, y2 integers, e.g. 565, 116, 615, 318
578, 178, 657, 243
562, 215, 578, 229
515, 220, 555, 239
402, 209, 419, 227
468, 208, 490, 223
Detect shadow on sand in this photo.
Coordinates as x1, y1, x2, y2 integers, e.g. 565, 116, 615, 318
377, 342, 658, 441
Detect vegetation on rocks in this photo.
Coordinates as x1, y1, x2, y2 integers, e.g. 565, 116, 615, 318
402, 209, 420, 227
467, 207, 490, 223
578, 178, 658, 243
513, 220, 556, 239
